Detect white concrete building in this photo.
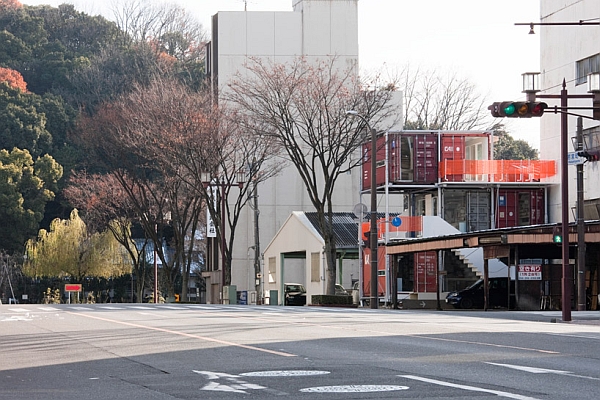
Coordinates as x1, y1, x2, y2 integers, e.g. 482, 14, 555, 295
539, 1, 600, 222
205, 0, 374, 302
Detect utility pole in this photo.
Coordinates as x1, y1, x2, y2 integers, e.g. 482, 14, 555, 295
576, 117, 586, 311
252, 177, 261, 304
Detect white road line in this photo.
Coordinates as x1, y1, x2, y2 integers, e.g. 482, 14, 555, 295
399, 375, 541, 400
486, 362, 600, 381
7, 308, 30, 312
37, 307, 60, 311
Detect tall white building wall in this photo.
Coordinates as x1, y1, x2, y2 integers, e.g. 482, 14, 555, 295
539, 0, 600, 223
210, 0, 376, 293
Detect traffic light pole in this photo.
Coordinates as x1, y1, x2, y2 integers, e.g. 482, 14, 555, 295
576, 117, 586, 311
532, 80, 598, 321
559, 82, 571, 322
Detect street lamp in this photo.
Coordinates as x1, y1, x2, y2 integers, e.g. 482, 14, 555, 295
202, 171, 246, 303
346, 110, 378, 309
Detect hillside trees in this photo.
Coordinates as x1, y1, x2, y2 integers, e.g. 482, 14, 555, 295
0, 67, 27, 91
0, 148, 62, 254
0, 82, 77, 154
1, 3, 120, 95
0, 1, 207, 259
226, 57, 401, 295
64, 0, 207, 115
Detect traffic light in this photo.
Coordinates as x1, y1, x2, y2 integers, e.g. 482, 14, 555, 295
552, 225, 562, 245
488, 101, 548, 118
577, 150, 599, 162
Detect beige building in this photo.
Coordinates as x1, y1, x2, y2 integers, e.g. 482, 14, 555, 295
539, 1, 600, 222
205, 0, 371, 302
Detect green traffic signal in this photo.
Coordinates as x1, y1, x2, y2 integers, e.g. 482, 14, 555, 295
553, 234, 562, 244
552, 225, 562, 245
504, 103, 516, 116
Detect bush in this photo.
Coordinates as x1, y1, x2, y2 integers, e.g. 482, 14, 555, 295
311, 294, 353, 306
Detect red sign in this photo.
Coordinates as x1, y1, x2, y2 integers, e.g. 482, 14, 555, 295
64, 284, 82, 292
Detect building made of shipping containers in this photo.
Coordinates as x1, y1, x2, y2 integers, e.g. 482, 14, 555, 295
358, 130, 557, 306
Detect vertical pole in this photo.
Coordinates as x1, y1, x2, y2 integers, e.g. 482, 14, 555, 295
253, 178, 261, 304
576, 117, 586, 311
370, 126, 378, 309
221, 183, 226, 303
154, 223, 158, 304
561, 79, 572, 321
483, 258, 489, 311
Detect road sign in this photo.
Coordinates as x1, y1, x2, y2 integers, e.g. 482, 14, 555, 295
64, 284, 82, 292
568, 151, 585, 165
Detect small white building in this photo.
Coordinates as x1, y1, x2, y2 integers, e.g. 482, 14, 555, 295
263, 212, 360, 305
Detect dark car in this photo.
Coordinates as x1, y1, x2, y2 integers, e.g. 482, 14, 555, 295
446, 278, 514, 309
284, 283, 306, 306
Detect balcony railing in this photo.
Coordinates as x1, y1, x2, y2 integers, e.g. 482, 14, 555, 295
439, 160, 556, 182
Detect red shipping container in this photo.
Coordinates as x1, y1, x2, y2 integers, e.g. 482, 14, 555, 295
441, 136, 466, 182
361, 135, 387, 189
496, 188, 545, 228
361, 246, 387, 299
414, 251, 437, 292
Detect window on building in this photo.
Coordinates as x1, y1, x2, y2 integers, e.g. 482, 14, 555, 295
311, 252, 320, 282
583, 126, 600, 150
268, 257, 276, 283
576, 53, 600, 85
400, 136, 414, 181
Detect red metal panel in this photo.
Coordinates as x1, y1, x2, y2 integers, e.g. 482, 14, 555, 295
441, 135, 466, 182
414, 251, 437, 293
497, 189, 517, 228
388, 133, 401, 183
531, 188, 545, 225
497, 189, 545, 228
414, 134, 438, 183
361, 135, 387, 189
361, 246, 387, 299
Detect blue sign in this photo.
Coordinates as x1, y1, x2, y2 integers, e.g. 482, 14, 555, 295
568, 151, 585, 166
391, 217, 402, 227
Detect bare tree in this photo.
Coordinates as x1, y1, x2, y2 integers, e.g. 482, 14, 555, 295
225, 56, 401, 295
398, 65, 489, 130
111, 0, 206, 61
76, 76, 280, 298
64, 171, 151, 302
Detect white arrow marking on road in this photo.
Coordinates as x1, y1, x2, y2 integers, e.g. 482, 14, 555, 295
193, 370, 267, 394
486, 362, 600, 381
193, 371, 239, 380
201, 381, 247, 393
400, 375, 541, 400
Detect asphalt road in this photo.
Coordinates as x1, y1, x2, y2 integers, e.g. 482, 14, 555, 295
1, 304, 599, 399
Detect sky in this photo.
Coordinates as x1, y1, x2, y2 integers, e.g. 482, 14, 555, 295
21, 0, 541, 148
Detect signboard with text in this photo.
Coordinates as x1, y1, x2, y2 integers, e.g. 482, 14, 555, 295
518, 264, 542, 280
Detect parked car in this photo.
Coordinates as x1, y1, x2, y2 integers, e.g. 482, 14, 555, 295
446, 278, 514, 309
284, 283, 306, 306
335, 284, 348, 295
